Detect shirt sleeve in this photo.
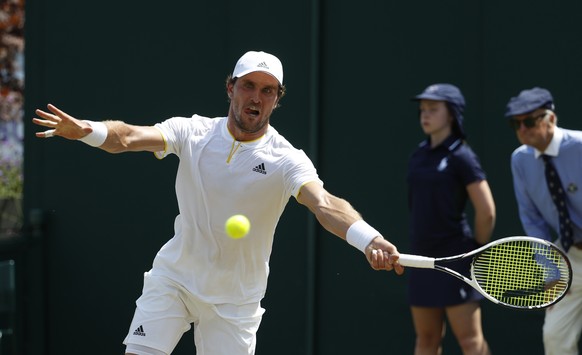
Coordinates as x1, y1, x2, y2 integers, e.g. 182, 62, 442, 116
284, 149, 323, 198
153, 115, 212, 159
451, 146, 486, 186
154, 117, 187, 158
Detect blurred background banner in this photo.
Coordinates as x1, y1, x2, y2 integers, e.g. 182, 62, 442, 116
8, 0, 582, 354
0, 3, 24, 352
0, 0, 24, 241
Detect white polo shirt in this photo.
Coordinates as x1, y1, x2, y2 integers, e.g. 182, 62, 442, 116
151, 115, 321, 305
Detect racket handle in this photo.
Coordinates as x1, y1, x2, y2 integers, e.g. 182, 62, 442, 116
398, 254, 435, 268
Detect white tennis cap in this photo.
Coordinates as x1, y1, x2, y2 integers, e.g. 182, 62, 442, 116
232, 51, 283, 85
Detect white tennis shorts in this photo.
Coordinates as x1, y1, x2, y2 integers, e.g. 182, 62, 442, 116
123, 272, 265, 355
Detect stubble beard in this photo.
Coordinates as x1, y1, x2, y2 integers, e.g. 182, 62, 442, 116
232, 107, 270, 134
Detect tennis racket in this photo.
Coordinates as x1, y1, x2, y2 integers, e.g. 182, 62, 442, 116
398, 236, 572, 310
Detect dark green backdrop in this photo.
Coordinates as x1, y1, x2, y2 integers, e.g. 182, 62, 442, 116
15, 0, 582, 354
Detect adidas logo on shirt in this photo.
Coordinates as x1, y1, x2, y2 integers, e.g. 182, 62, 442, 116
256, 61, 269, 69
133, 325, 146, 336
253, 163, 267, 175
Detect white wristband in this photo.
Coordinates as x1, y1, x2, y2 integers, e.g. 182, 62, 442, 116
78, 120, 108, 147
346, 220, 380, 253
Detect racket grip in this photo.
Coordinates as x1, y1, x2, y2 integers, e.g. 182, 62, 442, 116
398, 254, 435, 268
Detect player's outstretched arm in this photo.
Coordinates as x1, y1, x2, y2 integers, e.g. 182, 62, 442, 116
297, 181, 403, 274
33, 104, 165, 153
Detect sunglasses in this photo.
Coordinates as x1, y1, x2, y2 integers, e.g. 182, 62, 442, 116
509, 112, 547, 130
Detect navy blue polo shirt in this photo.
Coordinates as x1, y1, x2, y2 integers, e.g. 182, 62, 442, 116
407, 134, 486, 255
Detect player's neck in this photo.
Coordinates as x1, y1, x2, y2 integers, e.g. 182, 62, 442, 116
226, 118, 267, 142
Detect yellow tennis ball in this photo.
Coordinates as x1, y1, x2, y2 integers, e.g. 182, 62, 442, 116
225, 215, 250, 239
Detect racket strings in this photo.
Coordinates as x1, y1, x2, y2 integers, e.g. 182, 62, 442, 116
472, 239, 570, 309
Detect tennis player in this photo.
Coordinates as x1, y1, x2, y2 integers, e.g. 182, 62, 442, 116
32, 51, 404, 355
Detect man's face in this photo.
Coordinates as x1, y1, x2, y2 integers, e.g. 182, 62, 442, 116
510, 109, 553, 150
227, 71, 280, 137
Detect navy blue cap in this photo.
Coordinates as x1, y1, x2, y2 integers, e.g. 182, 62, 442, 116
413, 83, 466, 138
505, 87, 554, 117
412, 83, 466, 109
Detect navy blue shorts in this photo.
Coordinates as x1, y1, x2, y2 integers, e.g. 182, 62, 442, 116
407, 239, 484, 307
407, 262, 484, 307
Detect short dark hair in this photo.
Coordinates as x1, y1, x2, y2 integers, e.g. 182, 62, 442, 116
446, 102, 465, 139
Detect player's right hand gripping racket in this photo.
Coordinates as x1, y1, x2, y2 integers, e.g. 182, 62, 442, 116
398, 236, 572, 310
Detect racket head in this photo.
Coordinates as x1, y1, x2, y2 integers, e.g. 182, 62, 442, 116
470, 236, 572, 310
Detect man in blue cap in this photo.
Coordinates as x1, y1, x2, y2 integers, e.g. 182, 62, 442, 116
507, 87, 582, 355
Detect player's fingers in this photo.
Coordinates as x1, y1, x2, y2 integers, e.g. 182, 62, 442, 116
382, 251, 394, 271
370, 249, 394, 271
47, 103, 72, 121
372, 249, 386, 270
370, 249, 379, 270
42, 129, 55, 138
34, 109, 59, 122
34, 128, 56, 138
32, 116, 60, 128
390, 254, 405, 275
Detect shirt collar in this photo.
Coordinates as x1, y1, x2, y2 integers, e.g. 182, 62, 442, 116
421, 134, 462, 151
222, 117, 269, 147
534, 126, 563, 159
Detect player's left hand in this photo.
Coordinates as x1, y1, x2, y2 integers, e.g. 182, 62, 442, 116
33, 104, 93, 140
